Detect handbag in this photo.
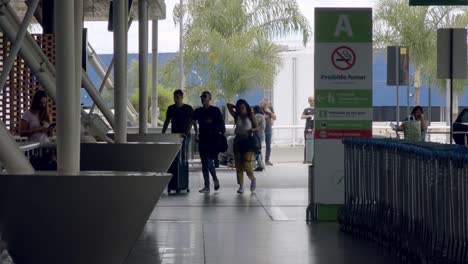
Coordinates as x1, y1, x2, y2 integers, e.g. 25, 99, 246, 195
247, 132, 261, 154
403, 116, 421, 141
215, 133, 228, 153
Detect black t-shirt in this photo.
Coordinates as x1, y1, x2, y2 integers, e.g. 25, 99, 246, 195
263, 106, 275, 131
193, 106, 225, 138
303, 107, 315, 131
166, 104, 194, 134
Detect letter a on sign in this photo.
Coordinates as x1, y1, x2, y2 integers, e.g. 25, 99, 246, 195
334, 15, 353, 37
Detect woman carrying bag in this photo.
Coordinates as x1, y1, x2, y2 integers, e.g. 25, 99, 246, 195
227, 100, 259, 194
391, 106, 428, 141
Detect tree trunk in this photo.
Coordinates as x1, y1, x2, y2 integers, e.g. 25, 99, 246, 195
413, 67, 422, 106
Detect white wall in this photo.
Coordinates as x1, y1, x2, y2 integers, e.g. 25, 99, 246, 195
272, 48, 314, 145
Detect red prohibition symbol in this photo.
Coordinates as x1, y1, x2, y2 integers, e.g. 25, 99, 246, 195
331, 46, 356, 71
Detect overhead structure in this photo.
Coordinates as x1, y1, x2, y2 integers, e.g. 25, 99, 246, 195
0, 2, 173, 264
0, 0, 167, 170
10, 0, 166, 22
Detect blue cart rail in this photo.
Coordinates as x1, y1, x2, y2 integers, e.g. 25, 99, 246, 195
340, 138, 468, 263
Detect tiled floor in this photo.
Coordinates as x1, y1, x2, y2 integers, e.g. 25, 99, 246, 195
124, 163, 400, 264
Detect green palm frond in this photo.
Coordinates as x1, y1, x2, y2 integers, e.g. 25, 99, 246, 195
245, 0, 311, 46
374, 0, 468, 101
165, 0, 310, 103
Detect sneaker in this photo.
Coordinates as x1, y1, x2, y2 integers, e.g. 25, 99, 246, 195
254, 167, 264, 172
237, 186, 244, 194
266, 161, 274, 166
214, 181, 220, 191
250, 178, 256, 192
199, 187, 210, 193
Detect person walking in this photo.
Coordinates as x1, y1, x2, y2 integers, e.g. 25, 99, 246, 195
301, 96, 315, 163
162, 89, 194, 164
261, 98, 276, 166
193, 91, 226, 193
227, 100, 258, 193
253, 105, 265, 171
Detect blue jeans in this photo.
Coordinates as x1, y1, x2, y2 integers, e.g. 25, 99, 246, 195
199, 144, 219, 189
265, 130, 272, 162
255, 135, 264, 168
181, 136, 191, 165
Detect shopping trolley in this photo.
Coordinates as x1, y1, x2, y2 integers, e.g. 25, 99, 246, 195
340, 138, 468, 263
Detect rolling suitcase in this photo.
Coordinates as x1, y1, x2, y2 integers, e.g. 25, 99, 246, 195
167, 151, 189, 193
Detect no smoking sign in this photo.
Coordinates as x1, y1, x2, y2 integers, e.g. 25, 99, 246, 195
331, 46, 356, 71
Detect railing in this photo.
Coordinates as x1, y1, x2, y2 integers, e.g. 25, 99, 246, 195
340, 138, 468, 263
0, 141, 57, 172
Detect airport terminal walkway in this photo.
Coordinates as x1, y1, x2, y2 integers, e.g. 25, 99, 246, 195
124, 163, 400, 264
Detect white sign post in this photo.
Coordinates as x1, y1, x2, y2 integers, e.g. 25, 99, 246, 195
314, 8, 373, 220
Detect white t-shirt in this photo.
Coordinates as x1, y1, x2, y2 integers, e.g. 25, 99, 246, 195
234, 117, 252, 139
21, 110, 49, 142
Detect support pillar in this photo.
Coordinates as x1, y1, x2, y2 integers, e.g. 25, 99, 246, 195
0, 122, 34, 174
151, 19, 159, 127
55, 0, 80, 174
74, 0, 83, 157
114, 0, 128, 143
179, 0, 184, 91
139, 0, 149, 134
42, 0, 54, 33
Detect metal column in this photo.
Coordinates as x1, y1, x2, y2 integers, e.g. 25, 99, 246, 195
0, 122, 34, 174
179, 0, 184, 91
114, 0, 128, 143
74, 0, 83, 160
42, 0, 54, 33
292, 57, 297, 146
395, 48, 400, 126
55, 0, 79, 174
446, 80, 450, 125
151, 19, 159, 127
139, 0, 149, 134
87, 20, 137, 128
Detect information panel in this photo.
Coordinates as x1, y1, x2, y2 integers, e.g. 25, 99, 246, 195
314, 8, 373, 216
314, 8, 372, 140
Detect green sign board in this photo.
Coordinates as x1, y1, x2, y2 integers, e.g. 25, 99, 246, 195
315, 90, 372, 108
410, 0, 468, 5
314, 8, 373, 207
315, 10, 372, 43
316, 120, 372, 131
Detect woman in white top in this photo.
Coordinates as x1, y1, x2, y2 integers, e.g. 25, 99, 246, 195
19, 90, 53, 142
227, 99, 259, 194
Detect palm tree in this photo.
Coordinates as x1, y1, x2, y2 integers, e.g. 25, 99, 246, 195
163, 0, 311, 104
375, 0, 468, 109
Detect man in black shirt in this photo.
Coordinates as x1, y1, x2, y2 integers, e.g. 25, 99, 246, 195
162, 89, 194, 164
193, 91, 226, 193
301, 96, 315, 162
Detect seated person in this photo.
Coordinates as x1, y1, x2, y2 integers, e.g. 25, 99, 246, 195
19, 90, 56, 170
18, 90, 54, 142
